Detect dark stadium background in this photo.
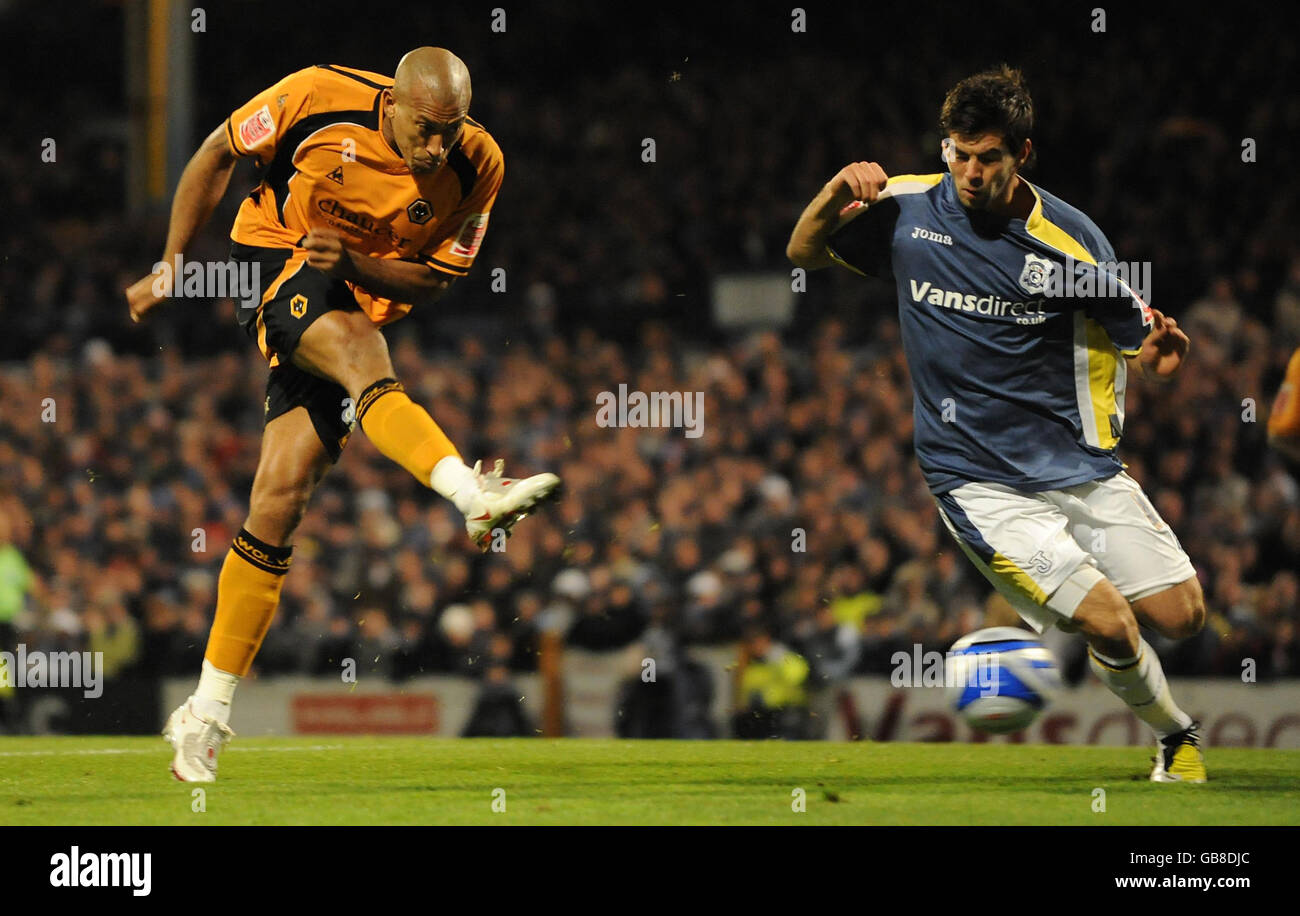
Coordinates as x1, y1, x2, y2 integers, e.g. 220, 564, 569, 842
1, 0, 1297, 740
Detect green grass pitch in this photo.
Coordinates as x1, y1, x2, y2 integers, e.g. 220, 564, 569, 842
2, 737, 1297, 825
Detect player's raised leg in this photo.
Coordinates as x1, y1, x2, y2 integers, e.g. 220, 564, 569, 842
165, 406, 332, 782
1073, 577, 1207, 783
292, 309, 559, 550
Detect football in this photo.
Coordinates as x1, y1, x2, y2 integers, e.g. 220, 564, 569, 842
946, 627, 1062, 734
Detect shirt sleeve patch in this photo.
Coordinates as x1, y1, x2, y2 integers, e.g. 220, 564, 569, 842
449, 213, 490, 258
238, 105, 276, 151
1134, 294, 1154, 329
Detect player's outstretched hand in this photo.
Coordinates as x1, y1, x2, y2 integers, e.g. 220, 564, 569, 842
303, 228, 350, 276
1138, 308, 1190, 380
829, 161, 889, 210
125, 269, 168, 323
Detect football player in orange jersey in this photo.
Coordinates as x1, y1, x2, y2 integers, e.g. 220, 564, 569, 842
125, 48, 559, 782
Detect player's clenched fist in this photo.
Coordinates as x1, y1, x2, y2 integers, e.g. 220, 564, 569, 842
828, 161, 889, 209
303, 228, 349, 275
124, 267, 169, 323
1138, 307, 1190, 380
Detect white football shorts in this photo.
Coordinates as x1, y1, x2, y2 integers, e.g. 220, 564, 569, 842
933, 471, 1196, 633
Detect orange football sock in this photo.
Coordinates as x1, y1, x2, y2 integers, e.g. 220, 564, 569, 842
356, 378, 462, 485
203, 529, 293, 677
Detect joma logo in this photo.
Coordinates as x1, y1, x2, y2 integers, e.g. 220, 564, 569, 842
911, 226, 953, 246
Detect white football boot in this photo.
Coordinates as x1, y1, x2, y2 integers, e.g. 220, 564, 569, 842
163, 698, 234, 782
461, 459, 561, 552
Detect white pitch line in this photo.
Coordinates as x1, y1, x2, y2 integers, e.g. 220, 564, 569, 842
0, 744, 347, 758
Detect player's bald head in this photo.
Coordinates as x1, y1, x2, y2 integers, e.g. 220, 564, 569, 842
393, 47, 471, 115
383, 48, 472, 175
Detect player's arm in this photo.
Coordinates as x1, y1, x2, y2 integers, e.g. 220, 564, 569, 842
1125, 308, 1189, 384
303, 230, 455, 307
786, 161, 889, 269
124, 125, 238, 322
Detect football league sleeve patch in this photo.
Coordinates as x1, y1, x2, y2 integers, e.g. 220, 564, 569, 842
225, 69, 315, 163
419, 155, 503, 277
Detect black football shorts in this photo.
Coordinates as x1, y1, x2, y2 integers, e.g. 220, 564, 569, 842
231, 241, 360, 461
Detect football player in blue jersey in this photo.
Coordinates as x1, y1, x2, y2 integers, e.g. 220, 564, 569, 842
788, 65, 1207, 782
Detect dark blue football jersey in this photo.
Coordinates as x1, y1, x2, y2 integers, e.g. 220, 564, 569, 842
827, 172, 1153, 495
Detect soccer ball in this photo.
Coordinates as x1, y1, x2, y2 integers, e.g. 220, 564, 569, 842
946, 627, 1062, 734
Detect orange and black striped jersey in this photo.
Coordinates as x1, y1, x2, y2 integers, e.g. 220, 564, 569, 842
225, 64, 502, 325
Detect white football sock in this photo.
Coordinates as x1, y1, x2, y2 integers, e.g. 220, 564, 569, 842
1088, 638, 1192, 739
430, 456, 480, 514
193, 659, 239, 725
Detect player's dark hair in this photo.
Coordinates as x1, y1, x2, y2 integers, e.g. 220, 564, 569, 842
940, 64, 1036, 170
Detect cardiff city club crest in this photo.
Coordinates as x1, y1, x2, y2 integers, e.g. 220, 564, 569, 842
1018, 252, 1054, 295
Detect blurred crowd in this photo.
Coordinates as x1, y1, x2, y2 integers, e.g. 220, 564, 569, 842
2, 306, 1298, 697
1, 3, 1298, 738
